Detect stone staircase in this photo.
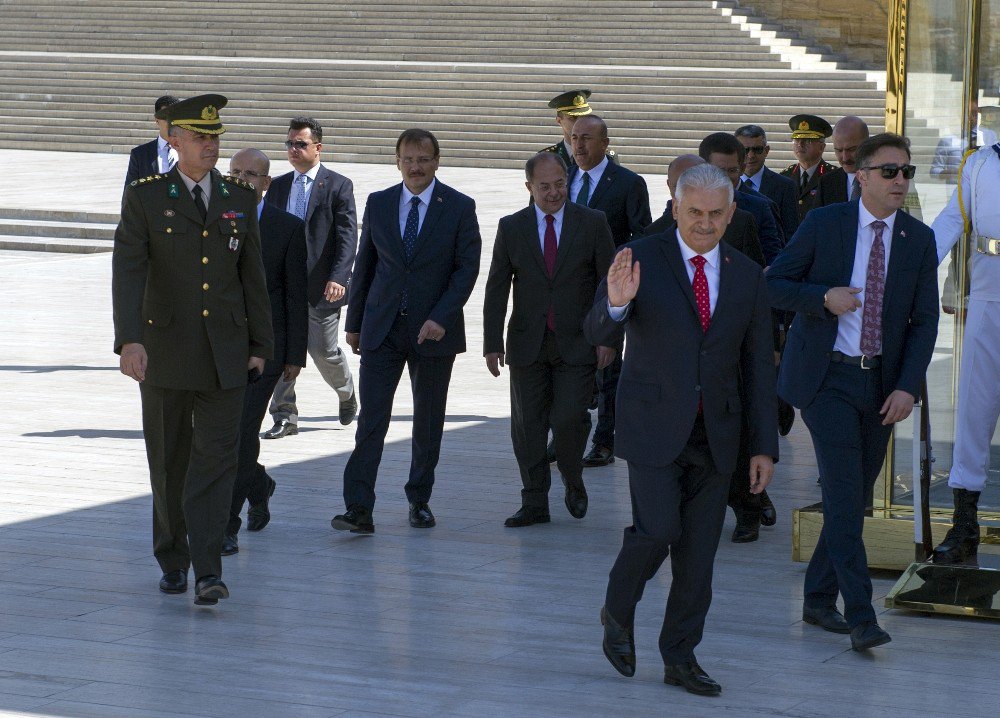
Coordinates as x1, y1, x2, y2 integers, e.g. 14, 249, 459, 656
0, 0, 894, 251
0, 209, 117, 253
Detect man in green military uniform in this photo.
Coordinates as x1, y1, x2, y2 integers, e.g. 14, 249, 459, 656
113, 94, 273, 606
780, 114, 835, 222
541, 89, 619, 167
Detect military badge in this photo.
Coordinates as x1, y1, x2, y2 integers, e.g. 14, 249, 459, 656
222, 211, 244, 219
228, 237, 240, 251
219, 183, 230, 198
164, 209, 175, 217
168, 183, 179, 198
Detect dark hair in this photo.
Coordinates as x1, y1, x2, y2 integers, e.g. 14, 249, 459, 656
699, 132, 746, 162
396, 128, 440, 157
525, 152, 567, 181
573, 114, 608, 139
734, 124, 767, 141
154, 95, 180, 113
854, 133, 911, 171
289, 116, 323, 142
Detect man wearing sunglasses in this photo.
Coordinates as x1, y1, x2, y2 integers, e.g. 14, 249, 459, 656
735, 124, 799, 241
929, 126, 1000, 566
781, 114, 835, 223
263, 117, 359, 440
768, 133, 938, 651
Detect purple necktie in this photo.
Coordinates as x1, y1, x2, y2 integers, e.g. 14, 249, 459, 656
860, 220, 887, 357
544, 214, 557, 330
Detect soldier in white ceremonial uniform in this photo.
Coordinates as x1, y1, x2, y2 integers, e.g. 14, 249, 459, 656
930, 139, 1000, 564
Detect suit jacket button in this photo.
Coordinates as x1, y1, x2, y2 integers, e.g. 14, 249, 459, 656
165, 227, 172, 234
202, 230, 209, 237
203, 283, 209, 290
202, 257, 209, 264
147, 319, 153, 324
695, 385, 701, 392
202, 309, 209, 317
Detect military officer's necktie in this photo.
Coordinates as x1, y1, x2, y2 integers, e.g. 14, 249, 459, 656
800, 169, 809, 190
543, 214, 557, 331
293, 174, 308, 219
576, 171, 591, 206
850, 176, 862, 201
400, 196, 421, 310
192, 184, 208, 223
860, 220, 887, 357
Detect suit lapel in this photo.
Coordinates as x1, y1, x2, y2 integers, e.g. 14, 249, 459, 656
587, 162, 616, 208
519, 207, 548, 278
408, 181, 446, 260
386, 184, 404, 249
839, 202, 860, 285
304, 166, 326, 223
707, 244, 735, 337
882, 211, 906, 320
552, 202, 578, 278
268, 173, 291, 211
661, 231, 701, 320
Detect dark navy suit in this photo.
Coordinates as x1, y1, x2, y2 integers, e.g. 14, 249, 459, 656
124, 139, 159, 189
586, 231, 777, 664
735, 187, 784, 264
755, 166, 800, 241
768, 201, 938, 627
343, 180, 481, 511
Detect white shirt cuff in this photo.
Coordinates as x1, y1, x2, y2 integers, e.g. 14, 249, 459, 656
608, 300, 630, 321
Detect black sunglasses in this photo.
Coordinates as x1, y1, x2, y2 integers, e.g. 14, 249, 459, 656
743, 146, 768, 155
284, 140, 316, 150
861, 163, 916, 179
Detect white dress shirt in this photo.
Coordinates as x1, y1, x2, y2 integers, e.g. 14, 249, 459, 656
741, 166, 766, 193
846, 171, 857, 198
400, 179, 436, 237
610, 230, 720, 320
286, 163, 320, 215
156, 136, 177, 174
533, 203, 565, 251
570, 155, 609, 204
177, 169, 212, 206
257, 198, 265, 221
833, 202, 896, 356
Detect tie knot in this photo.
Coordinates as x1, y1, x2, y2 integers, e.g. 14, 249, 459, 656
192, 184, 203, 196
545, 214, 554, 226
690, 255, 707, 270
410, 196, 421, 207
299, 174, 308, 185
871, 219, 887, 236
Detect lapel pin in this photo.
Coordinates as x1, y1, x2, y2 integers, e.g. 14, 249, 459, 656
724, 255, 731, 264
437, 197, 443, 203
900, 230, 907, 237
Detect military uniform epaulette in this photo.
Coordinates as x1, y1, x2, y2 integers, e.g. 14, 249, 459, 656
221, 174, 254, 192
130, 173, 168, 187
541, 144, 559, 154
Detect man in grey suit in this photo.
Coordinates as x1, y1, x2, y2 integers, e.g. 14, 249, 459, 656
263, 117, 358, 438
484, 152, 617, 527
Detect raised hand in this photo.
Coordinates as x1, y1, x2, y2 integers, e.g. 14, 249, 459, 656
607, 248, 640, 308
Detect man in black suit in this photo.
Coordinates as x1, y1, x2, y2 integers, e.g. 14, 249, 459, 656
124, 95, 179, 189
768, 133, 938, 651
263, 117, 358, 439
540, 89, 619, 167
332, 129, 481, 533
567, 114, 651, 467
735, 124, 799, 240
222, 149, 308, 555
781, 114, 836, 223
484, 152, 617, 527
815, 116, 869, 208
591, 164, 777, 696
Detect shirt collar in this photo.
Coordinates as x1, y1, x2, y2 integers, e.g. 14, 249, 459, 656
157, 136, 171, 153
401, 178, 436, 207
857, 198, 897, 235
534, 202, 566, 226
580, 155, 609, 180
743, 166, 765, 188
177, 169, 212, 196
675, 229, 721, 269
295, 164, 321, 183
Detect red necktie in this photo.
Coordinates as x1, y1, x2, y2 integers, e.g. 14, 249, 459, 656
860, 220, 886, 357
690, 255, 711, 333
544, 214, 557, 331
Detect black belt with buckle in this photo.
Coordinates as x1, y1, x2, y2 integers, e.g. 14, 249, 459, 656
830, 351, 881, 369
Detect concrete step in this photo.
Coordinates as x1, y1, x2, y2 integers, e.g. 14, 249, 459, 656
0, 218, 116, 241
0, 234, 112, 254
0, 208, 120, 225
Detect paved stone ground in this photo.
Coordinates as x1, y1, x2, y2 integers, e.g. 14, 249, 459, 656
1, 149, 998, 718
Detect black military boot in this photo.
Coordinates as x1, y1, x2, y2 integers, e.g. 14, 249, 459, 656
932, 488, 981, 565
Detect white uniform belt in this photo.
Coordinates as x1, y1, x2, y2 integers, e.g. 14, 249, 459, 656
976, 236, 1000, 255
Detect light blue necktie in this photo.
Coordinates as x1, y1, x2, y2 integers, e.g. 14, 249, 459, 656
160, 144, 174, 173
293, 174, 309, 219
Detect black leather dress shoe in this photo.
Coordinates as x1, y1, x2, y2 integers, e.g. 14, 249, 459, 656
504, 506, 551, 527
263, 419, 297, 439
731, 521, 760, 543
760, 491, 777, 527
194, 575, 229, 605
663, 659, 721, 696
247, 475, 276, 532
339, 393, 358, 425
850, 622, 891, 651
600, 605, 635, 677
408, 502, 436, 528
561, 478, 588, 519
158, 569, 188, 594
221, 533, 239, 556
583, 445, 614, 467
546, 438, 556, 464
331, 505, 375, 534
802, 605, 850, 634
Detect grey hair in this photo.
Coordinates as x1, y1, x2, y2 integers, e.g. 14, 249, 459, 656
674, 163, 734, 204
734, 124, 767, 141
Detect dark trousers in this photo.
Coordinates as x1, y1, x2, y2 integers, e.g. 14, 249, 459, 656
139, 383, 245, 580
726, 415, 772, 521
228, 361, 284, 535
604, 417, 729, 664
509, 331, 595, 508
591, 354, 621, 450
343, 314, 456, 511
800, 362, 892, 627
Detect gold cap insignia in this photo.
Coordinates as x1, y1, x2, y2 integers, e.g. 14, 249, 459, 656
798, 120, 809, 131
201, 105, 218, 121
573, 94, 586, 107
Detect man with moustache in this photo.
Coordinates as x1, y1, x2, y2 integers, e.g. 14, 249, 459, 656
113, 95, 272, 605
735, 124, 799, 240
484, 152, 616, 527
568, 114, 651, 468
768, 133, 938, 650
816, 116, 870, 207
222, 149, 308, 555
263, 117, 358, 440
332, 129, 481, 533
540, 89, 619, 167
781, 114, 835, 223
592, 163, 777, 695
